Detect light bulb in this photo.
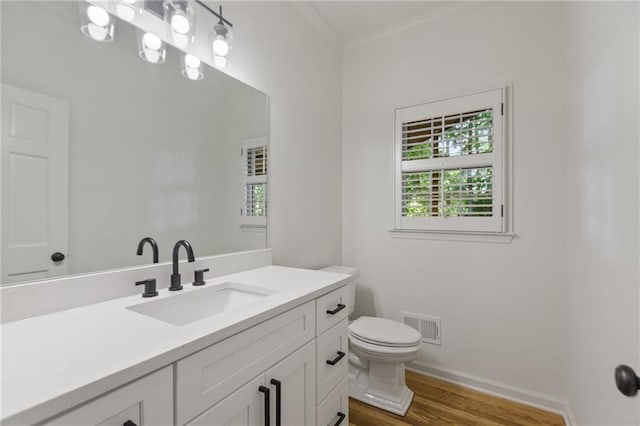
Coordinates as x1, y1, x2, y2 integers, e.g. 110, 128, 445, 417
87, 5, 110, 26
213, 55, 228, 69
144, 49, 161, 64
171, 10, 190, 34
143, 33, 162, 50
184, 54, 200, 69
116, 3, 135, 22
185, 67, 201, 80
213, 36, 228, 57
87, 23, 108, 41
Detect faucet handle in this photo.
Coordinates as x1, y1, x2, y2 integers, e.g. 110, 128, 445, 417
193, 268, 210, 286
135, 278, 158, 298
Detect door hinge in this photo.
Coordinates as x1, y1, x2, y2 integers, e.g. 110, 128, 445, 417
501, 204, 504, 217
241, 148, 244, 156
501, 103, 504, 116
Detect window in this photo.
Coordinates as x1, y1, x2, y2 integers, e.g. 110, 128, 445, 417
394, 88, 505, 233
241, 137, 267, 227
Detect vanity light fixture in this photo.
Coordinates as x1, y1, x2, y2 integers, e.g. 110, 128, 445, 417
79, 2, 114, 43
163, 0, 195, 49
114, 0, 141, 23
79, 0, 235, 77
181, 53, 204, 80
209, 9, 231, 57
137, 30, 166, 64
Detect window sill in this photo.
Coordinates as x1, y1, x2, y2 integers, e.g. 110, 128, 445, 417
240, 224, 266, 233
389, 229, 515, 244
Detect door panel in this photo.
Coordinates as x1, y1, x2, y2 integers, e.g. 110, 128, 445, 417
186, 375, 265, 426
266, 340, 316, 426
1, 83, 69, 283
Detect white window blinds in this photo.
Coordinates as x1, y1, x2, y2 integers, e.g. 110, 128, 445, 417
241, 138, 267, 226
394, 88, 505, 233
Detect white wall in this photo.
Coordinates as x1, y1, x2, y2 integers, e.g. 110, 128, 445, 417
343, 2, 568, 399
564, 2, 640, 424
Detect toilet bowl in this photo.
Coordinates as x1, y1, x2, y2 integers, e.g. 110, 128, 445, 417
320, 266, 422, 416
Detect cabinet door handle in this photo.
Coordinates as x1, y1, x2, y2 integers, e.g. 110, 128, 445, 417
270, 379, 282, 426
326, 303, 345, 315
334, 412, 346, 426
326, 351, 346, 366
123, 421, 138, 426
258, 385, 270, 426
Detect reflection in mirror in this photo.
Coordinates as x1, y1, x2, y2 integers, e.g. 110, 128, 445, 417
1, 1, 268, 285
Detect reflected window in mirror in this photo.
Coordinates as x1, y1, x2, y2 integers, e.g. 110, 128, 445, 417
241, 137, 268, 227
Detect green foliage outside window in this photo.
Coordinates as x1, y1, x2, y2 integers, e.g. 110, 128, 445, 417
402, 110, 494, 217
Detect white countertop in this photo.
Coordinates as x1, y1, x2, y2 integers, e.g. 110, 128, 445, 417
1, 266, 350, 425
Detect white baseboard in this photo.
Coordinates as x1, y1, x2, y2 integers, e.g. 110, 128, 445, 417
407, 361, 575, 426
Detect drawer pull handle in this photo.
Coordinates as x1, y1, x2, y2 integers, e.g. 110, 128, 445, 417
270, 379, 282, 426
326, 351, 346, 366
258, 385, 270, 426
334, 412, 346, 426
123, 421, 138, 426
326, 303, 346, 315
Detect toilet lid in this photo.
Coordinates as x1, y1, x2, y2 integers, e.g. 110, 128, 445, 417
349, 317, 421, 347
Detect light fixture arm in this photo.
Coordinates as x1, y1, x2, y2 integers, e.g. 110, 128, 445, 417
194, 0, 233, 27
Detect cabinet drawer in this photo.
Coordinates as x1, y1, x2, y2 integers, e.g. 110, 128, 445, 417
317, 377, 348, 426
316, 286, 348, 335
176, 301, 315, 425
44, 367, 173, 426
316, 319, 348, 402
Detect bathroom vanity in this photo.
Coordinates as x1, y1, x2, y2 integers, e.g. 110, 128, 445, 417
1, 266, 350, 425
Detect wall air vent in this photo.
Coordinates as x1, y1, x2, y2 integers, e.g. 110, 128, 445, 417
402, 311, 441, 345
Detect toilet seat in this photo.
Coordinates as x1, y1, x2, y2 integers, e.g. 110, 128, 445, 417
348, 316, 422, 347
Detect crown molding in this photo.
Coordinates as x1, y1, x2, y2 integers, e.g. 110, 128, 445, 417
345, 2, 474, 49
289, 1, 344, 48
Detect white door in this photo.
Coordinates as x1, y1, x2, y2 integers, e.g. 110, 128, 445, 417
266, 341, 316, 426
1, 83, 69, 284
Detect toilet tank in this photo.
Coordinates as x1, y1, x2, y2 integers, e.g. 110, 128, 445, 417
319, 265, 358, 317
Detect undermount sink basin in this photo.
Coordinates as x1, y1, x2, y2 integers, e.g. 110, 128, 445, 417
127, 282, 276, 326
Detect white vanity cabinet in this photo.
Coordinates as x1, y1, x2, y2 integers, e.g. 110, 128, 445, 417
187, 341, 316, 426
176, 302, 316, 424
15, 279, 351, 426
43, 366, 173, 426
178, 287, 350, 426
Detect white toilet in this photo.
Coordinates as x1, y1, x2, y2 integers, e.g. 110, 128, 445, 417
320, 266, 422, 416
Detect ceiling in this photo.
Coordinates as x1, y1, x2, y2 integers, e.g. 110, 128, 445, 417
306, 1, 455, 45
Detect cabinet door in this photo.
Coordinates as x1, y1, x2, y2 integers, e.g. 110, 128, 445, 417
44, 367, 172, 426
186, 375, 266, 426
176, 302, 315, 425
317, 378, 348, 426
266, 340, 316, 426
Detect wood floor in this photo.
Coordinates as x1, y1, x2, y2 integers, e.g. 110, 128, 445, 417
348, 371, 565, 426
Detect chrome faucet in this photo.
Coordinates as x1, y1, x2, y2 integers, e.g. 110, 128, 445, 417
170, 240, 195, 291
136, 237, 159, 264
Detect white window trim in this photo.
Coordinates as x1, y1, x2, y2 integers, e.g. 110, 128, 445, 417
241, 136, 267, 228
391, 86, 513, 240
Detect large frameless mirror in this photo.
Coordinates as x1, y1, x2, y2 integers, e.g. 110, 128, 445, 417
1, 1, 268, 286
